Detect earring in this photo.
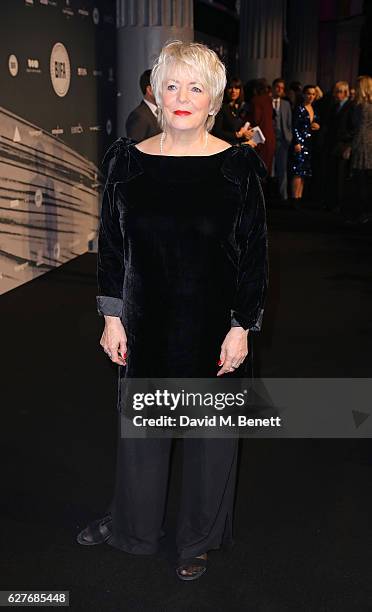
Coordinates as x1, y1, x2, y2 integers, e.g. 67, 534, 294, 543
208, 111, 214, 116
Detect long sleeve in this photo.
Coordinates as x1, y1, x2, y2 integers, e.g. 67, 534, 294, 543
230, 153, 269, 331
292, 106, 302, 146
292, 105, 311, 148
96, 147, 125, 318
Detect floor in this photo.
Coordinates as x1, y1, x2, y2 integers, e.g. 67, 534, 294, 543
1, 205, 372, 611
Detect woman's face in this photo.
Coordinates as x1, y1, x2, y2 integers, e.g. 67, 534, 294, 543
161, 66, 211, 132
303, 88, 316, 105
227, 85, 240, 101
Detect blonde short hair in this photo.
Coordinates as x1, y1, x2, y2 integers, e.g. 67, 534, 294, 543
355, 75, 372, 104
150, 40, 227, 132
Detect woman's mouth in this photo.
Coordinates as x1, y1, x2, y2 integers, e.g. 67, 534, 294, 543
174, 111, 192, 116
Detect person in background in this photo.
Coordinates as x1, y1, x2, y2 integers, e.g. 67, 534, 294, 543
249, 78, 276, 173
350, 87, 356, 102
290, 84, 320, 207
271, 78, 292, 201
312, 88, 336, 206
125, 69, 162, 142
311, 85, 327, 203
347, 75, 372, 223
288, 81, 303, 110
324, 81, 354, 213
212, 76, 255, 145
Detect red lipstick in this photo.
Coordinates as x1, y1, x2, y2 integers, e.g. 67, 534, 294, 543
174, 110, 192, 116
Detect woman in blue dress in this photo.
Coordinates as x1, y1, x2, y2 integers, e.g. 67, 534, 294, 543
290, 85, 320, 206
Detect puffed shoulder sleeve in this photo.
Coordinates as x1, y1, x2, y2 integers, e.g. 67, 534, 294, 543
223, 145, 269, 331
96, 137, 136, 318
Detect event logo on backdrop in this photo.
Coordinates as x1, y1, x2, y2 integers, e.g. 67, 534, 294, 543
8, 54, 19, 77
50, 42, 71, 96
0, 0, 116, 295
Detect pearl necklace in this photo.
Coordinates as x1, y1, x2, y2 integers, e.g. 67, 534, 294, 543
160, 131, 209, 155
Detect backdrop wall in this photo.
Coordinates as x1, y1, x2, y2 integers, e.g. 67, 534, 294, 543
0, 0, 116, 294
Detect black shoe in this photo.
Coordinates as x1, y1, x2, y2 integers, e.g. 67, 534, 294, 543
176, 555, 208, 581
358, 214, 372, 224
76, 515, 112, 546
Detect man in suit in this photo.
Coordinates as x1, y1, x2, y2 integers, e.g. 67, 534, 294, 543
271, 78, 292, 200
125, 70, 162, 142
324, 81, 354, 212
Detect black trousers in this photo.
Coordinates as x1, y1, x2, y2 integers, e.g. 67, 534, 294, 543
105, 423, 239, 560
272, 138, 290, 200
326, 154, 350, 210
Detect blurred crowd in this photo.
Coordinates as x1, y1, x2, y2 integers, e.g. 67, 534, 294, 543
211, 75, 372, 225
125, 69, 372, 226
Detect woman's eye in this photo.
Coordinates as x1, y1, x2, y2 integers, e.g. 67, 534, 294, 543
192, 87, 202, 93
167, 84, 177, 90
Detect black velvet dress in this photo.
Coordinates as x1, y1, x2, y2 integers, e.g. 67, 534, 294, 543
97, 137, 268, 384
91, 137, 268, 560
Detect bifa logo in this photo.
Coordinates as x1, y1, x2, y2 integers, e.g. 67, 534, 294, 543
50, 42, 71, 97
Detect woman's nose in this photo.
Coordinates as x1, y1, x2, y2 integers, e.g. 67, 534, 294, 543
177, 86, 189, 104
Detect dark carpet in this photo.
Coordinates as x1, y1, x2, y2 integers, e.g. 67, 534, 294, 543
1, 206, 372, 612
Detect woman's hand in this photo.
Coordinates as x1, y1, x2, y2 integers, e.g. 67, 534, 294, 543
310, 122, 320, 131
242, 140, 257, 148
237, 127, 255, 141
216, 327, 249, 376
242, 127, 255, 140
294, 143, 302, 153
100, 316, 127, 365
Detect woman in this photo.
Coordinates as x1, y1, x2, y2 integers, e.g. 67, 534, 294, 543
349, 75, 372, 223
248, 78, 276, 174
290, 84, 320, 206
77, 41, 268, 581
212, 76, 254, 144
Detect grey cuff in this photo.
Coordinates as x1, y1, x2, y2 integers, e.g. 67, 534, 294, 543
96, 296, 123, 317
231, 314, 244, 328
230, 308, 264, 332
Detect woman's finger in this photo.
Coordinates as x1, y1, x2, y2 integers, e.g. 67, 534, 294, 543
118, 338, 127, 365
108, 345, 123, 365
217, 355, 235, 376
217, 345, 227, 367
